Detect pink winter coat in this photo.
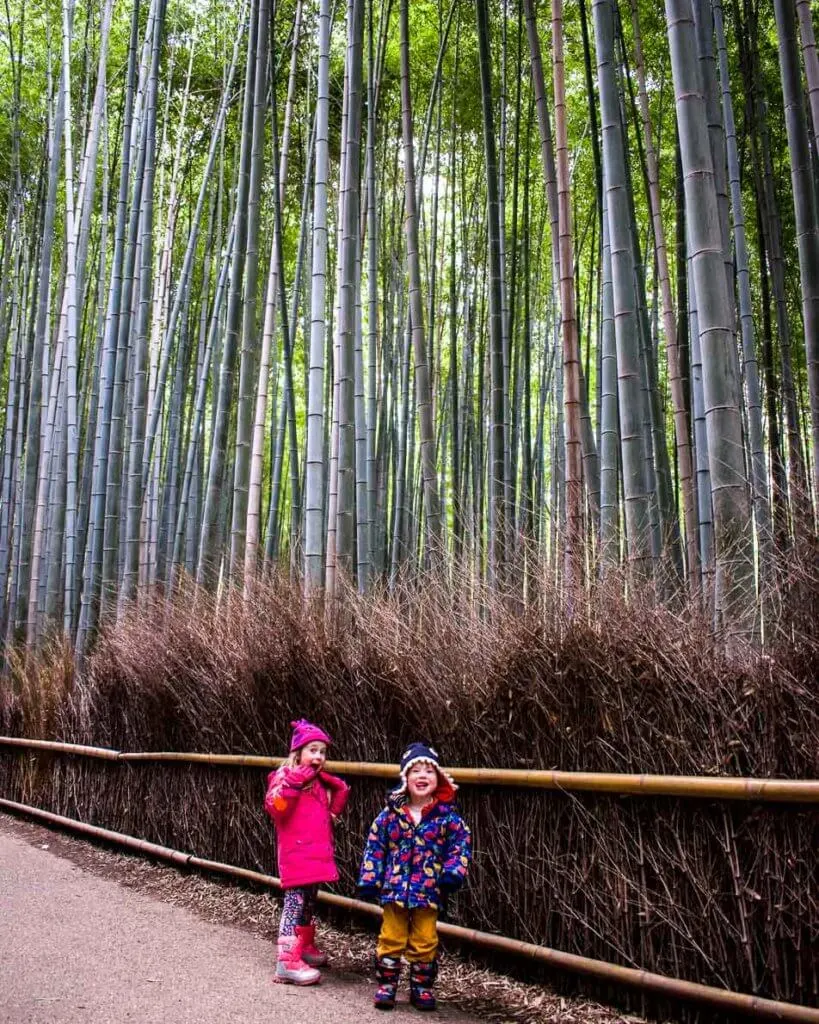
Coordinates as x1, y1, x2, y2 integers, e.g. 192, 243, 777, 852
264, 765, 350, 889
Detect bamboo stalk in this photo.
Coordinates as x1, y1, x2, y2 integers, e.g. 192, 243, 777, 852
121, 750, 277, 767
1, 797, 818, 1023
0, 737, 120, 760
1, 737, 819, 801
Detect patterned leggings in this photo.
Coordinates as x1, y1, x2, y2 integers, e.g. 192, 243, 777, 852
278, 885, 318, 938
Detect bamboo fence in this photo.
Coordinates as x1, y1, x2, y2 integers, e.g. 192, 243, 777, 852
2, 794, 819, 1023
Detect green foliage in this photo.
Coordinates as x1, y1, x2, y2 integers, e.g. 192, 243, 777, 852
0, 0, 815, 644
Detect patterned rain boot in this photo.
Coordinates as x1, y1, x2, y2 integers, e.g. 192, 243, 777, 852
274, 935, 321, 985
296, 924, 329, 967
373, 955, 402, 1010
409, 960, 438, 1011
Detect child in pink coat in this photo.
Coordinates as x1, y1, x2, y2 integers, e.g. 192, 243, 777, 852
264, 719, 350, 984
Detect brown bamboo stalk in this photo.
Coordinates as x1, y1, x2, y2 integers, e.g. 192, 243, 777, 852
0, 736, 120, 760
551, 0, 584, 596
2, 797, 819, 1023
120, 750, 277, 767
2, 737, 819, 801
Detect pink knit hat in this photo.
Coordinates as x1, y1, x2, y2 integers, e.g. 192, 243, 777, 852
289, 719, 332, 751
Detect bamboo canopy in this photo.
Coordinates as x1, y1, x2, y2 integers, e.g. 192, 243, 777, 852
2, 736, 819, 802
1, 796, 818, 1024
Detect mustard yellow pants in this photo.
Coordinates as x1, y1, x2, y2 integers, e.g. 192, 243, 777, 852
376, 904, 439, 962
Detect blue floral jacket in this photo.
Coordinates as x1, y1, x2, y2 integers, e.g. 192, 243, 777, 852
358, 782, 472, 911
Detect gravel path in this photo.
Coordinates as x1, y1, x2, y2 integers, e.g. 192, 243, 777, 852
0, 823, 477, 1024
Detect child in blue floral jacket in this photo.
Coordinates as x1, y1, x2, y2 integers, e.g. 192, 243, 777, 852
358, 743, 471, 1012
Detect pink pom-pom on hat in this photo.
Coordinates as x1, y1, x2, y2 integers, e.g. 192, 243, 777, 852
289, 719, 332, 751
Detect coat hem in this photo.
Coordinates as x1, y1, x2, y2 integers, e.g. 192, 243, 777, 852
280, 875, 339, 890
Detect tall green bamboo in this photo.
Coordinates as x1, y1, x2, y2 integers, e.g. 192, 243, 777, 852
60, 0, 80, 634
122, 0, 166, 606
196, 0, 259, 585
400, 0, 441, 562
476, 0, 508, 584
629, 0, 697, 590
304, 0, 332, 589
334, 0, 364, 578
712, 0, 771, 562
77, 0, 140, 650
599, 167, 619, 568
796, 0, 819, 148
17, 54, 65, 643
551, 0, 584, 594
230, 0, 269, 579
666, 0, 755, 635
593, 0, 652, 579
773, 0, 819, 513
3, 0, 816, 651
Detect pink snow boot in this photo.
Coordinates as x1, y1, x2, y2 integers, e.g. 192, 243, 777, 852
275, 935, 321, 985
295, 924, 329, 967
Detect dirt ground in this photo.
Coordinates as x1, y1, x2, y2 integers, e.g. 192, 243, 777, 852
0, 813, 634, 1024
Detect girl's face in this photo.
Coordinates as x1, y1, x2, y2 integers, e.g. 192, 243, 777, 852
406, 761, 438, 802
299, 741, 327, 770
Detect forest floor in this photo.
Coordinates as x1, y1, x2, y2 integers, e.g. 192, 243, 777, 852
0, 815, 638, 1024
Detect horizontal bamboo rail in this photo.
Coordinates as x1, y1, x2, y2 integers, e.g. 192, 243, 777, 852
3, 735, 819, 802
1, 797, 818, 1023
0, 737, 122, 760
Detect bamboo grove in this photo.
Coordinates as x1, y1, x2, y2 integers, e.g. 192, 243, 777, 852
0, 0, 817, 657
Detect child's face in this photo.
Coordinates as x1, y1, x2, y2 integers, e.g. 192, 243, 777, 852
299, 741, 327, 770
406, 761, 438, 801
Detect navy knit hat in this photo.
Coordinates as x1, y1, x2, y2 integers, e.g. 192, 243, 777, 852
392, 742, 457, 795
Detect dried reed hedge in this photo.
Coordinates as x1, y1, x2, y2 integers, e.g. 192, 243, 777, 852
2, 569, 818, 1013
